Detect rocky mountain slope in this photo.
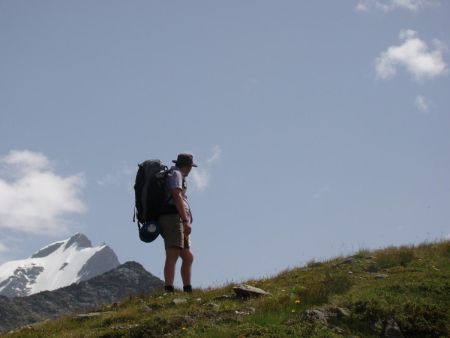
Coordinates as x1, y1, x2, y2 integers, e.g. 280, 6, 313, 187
0, 261, 164, 332
0, 233, 120, 297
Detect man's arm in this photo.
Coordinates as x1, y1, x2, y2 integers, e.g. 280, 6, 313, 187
171, 188, 191, 235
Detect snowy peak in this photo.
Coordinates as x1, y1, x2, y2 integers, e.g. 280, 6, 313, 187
64, 233, 92, 250
31, 242, 64, 259
31, 233, 92, 259
0, 234, 120, 298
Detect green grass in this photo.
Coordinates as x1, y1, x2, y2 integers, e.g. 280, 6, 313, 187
2, 240, 449, 337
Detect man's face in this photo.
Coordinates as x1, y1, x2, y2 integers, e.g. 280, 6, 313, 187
180, 165, 193, 177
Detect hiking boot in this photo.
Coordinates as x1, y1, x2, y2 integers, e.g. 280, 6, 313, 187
165, 285, 175, 293
183, 285, 192, 293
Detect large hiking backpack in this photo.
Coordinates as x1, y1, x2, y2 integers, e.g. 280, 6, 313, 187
133, 160, 169, 242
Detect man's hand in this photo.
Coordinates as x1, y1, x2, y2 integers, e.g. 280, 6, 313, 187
171, 188, 191, 230
183, 221, 192, 236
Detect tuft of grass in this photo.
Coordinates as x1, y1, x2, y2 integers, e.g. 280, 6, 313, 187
294, 271, 353, 306
439, 240, 450, 258
375, 245, 415, 268
306, 259, 321, 268
352, 248, 371, 259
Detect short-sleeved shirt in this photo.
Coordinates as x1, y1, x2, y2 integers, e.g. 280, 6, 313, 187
166, 166, 192, 222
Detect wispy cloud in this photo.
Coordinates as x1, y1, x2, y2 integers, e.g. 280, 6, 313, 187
375, 29, 447, 80
97, 162, 135, 187
191, 145, 221, 192
313, 185, 331, 199
0, 150, 86, 235
0, 241, 9, 263
0, 242, 9, 254
207, 145, 222, 165
191, 168, 211, 192
415, 95, 431, 112
356, 0, 439, 12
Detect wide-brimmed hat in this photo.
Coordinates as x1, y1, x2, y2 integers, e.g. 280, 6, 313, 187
172, 153, 198, 167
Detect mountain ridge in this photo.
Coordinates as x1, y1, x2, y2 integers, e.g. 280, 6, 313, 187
0, 261, 164, 332
0, 233, 120, 297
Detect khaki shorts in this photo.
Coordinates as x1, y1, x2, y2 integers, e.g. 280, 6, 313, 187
158, 214, 191, 249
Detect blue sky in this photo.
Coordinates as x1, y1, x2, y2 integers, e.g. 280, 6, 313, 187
1, 0, 449, 288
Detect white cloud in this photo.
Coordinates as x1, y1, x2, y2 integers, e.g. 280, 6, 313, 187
207, 145, 222, 165
2, 150, 51, 174
191, 146, 222, 192
415, 95, 431, 112
356, 0, 438, 12
375, 29, 447, 80
0, 150, 86, 235
0, 242, 9, 254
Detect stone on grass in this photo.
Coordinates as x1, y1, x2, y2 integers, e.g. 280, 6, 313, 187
111, 324, 139, 330
206, 302, 220, 309
303, 305, 352, 330
235, 307, 255, 316
332, 326, 344, 334
304, 309, 329, 325
233, 284, 270, 299
383, 318, 403, 337
340, 258, 354, 265
172, 298, 187, 305
335, 307, 350, 318
74, 312, 102, 320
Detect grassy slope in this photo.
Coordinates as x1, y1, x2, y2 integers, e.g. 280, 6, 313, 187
3, 241, 449, 338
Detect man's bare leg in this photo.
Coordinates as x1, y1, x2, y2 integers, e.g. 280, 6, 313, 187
180, 248, 194, 287
164, 247, 181, 288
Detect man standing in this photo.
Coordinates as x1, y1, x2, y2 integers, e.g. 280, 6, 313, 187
159, 153, 197, 293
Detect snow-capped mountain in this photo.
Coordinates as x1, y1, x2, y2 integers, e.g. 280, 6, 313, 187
0, 262, 164, 332
0, 233, 120, 297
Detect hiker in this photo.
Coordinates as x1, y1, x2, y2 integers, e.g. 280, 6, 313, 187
159, 153, 197, 293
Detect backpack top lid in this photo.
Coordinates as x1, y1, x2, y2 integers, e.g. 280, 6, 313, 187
139, 159, 165, 175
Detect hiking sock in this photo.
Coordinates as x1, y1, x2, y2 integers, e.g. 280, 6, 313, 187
165, 285, 175, 292
183, 285, 192, 293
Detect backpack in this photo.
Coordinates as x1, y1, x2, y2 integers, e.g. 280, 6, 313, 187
133, 160, 169, 242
